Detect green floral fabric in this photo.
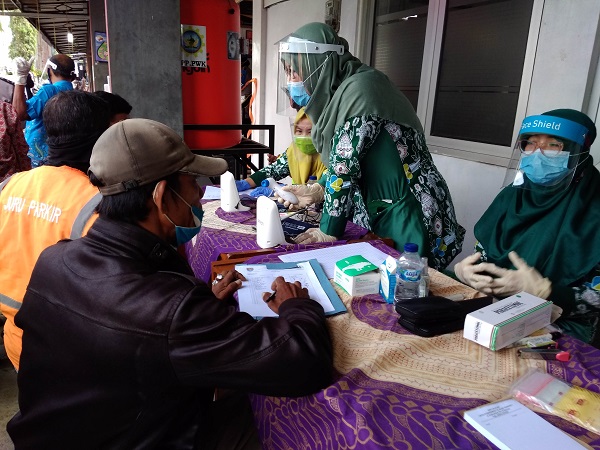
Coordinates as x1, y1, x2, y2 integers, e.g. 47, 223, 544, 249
249, 152, 290, 186
321, 115, 464, 271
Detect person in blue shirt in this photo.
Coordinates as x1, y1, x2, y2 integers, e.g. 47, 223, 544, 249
12, 54, 75, 167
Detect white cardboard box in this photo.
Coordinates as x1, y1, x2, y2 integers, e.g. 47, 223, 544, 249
379, 255, 397, 304
334, 255, 380, 297
463, 292, 553, 351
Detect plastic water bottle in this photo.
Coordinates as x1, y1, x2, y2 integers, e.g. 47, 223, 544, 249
419, 257, 430, 298
394, 243, 423, 304
307, 175, 317, 185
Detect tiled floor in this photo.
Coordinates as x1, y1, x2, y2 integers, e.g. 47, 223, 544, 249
0, 321, 18, 450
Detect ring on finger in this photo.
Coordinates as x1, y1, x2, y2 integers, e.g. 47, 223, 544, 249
212, 273, 224, 286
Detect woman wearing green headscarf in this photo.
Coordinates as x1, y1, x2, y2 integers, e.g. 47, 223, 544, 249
274, 22, 464, 271
455, 109, 600, 346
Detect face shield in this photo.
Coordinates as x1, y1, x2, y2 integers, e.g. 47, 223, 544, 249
39, 59, 52, 84
276, 35, 344, 116
39, 59, 58, 85
288, 108, 317, 156
503, 114, 591, 191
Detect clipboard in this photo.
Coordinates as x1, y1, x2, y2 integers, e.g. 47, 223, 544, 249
235, 258, 347, 319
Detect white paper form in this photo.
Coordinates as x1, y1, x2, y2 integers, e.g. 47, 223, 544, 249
235, 261, 335, 318
278, 242, 391, 279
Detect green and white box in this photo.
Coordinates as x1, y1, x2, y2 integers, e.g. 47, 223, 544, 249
334, 255, 380, 297
463, 292, 553, 351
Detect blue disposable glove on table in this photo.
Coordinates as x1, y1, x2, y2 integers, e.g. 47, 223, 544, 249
235, 180, 251, 191
249, 187, 274, 198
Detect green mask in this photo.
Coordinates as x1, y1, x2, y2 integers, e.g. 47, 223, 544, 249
294, 135, 317, 155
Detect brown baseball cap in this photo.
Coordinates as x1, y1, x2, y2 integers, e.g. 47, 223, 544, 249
89, 118, 229, 195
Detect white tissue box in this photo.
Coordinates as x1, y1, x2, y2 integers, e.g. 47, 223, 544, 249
463, 292, 553, 351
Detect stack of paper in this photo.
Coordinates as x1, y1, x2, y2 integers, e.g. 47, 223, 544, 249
235, 259, 346, 319
463, 398, 586, 450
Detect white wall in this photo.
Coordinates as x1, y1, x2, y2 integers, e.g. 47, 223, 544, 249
432, 154, 506, 266
254, 0, 600, 266
259, 0, 324, 153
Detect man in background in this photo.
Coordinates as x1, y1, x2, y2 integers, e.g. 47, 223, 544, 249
0, 90, 110, 370
94, 90, 133, 124
11, 54, 76, 167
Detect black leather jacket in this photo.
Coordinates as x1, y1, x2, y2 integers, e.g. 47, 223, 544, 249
8, 217, 333, 449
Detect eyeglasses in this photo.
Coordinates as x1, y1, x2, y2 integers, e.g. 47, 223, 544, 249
517, 139, 565, 157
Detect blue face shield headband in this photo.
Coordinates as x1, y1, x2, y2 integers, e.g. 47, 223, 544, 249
515, 115, 590, 187
518, 115, 588, 146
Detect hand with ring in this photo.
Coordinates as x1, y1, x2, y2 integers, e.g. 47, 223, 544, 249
211, 270, 246, 300
212, 274, 224, 286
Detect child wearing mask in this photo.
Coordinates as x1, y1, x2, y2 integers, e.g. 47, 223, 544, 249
235, 107, 326, 197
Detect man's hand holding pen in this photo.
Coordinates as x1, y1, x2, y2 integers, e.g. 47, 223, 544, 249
262, 276, 309, 314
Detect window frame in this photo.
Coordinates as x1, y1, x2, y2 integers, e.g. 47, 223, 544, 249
367, 0, 545, 167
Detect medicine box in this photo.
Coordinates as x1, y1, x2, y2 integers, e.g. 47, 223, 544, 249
334, 255, 380, 297
463, 292, 553, 351
379, 255, 397, 304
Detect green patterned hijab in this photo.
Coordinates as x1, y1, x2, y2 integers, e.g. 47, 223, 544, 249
475, 109, 600, 285
285, 23, 422, 163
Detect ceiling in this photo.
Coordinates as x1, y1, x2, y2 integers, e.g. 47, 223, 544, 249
1, 0, 89, 56
2, 0, 252, 58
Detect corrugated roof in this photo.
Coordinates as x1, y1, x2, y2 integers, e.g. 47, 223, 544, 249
1, 0, 89, 56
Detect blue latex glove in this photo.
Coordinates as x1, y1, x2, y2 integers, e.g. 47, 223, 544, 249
235, 179, 251, 191
249, 186, 274, 198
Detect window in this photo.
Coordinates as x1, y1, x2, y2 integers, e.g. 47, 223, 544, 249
371, 1, 428, 110
371, 0, 540, 166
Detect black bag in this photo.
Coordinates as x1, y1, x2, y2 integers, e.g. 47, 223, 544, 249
395, 296, 493, 337
0, 77, 15, 104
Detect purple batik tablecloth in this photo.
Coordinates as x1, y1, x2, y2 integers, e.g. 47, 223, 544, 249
244, 247, 600, 450
186, 199, 369, 283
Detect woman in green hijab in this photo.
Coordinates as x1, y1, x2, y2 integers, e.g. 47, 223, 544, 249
274, 22, 464, 271
455, 109, 600, 346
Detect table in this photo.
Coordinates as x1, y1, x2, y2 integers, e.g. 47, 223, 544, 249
186, 199, 369, 283
186, 199, 600, 449
243, 248, 600, 450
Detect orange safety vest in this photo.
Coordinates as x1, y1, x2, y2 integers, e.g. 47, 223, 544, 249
0, 166, 101, 370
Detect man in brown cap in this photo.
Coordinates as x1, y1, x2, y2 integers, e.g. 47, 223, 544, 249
8, 119, 333, 449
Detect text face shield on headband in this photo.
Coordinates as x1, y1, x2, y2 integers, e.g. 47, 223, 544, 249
502, 115, 590, 192
275, 35, 343, 116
